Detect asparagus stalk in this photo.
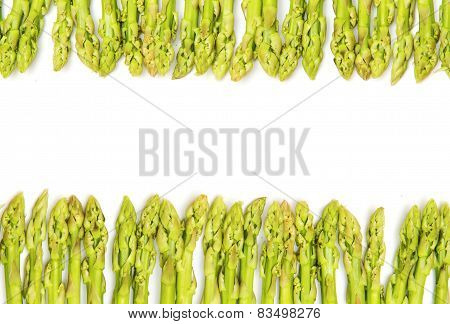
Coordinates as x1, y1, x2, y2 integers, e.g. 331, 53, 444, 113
355, 0, 373, 79
141, 0, 159, 75
230, 0, 262, 81
407, 199, 440, 303
156, 199, 182, 303
212, 0, 236, 78
293, 201, 317, 304
219, 202, 244, 304
414, 0, 440, 81
0, 193, 26, 304
363, 207, 385, 304
434, 203, 449, 303
44, 198, 69, 304
301, 0, 326, 79
330, 0, 357, 79
391, 0, 415, 84
440, 0, 450, 76
122, 0, 144, 75
81, 196, 108, 304
176, 195, 209, 303
385, 205, 421, 303
239, 197, 265, 304
279, 0, 305, 80
52, 0, 74, 71
202, 196, 226, 304
370, 0, 394, 77
260, 201, 283, 304
173, 0, 200, 78
98, 0, 123, 76
23, 190, 48, 304
66, 196, 84, 304
316, 200, 340, 304
17, 0, 51, 72
255, 0, 282, 77
338, 205, 366, 304
279, 201, 296, 304
73, 0, 100, 72
133, 195, 160, 304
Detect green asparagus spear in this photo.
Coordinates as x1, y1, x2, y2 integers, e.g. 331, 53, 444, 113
316, 200, 340, 304
414, 0, 440, 81
255, 0, 282, 77
52, 0, 74, 71
219, 202, 244, 304
407, 199, 440, 303
434, 203, 449, 303
385, 205, 421, 304
122, 0, 144, 75
82, 196, 108, 304
279, 0, 305, 80
293, 201, 317, 304
363, 207, 385, 304
98, 0, 122, 76
230, 0, 262, 81
330, 0, 357, 79
338, 205, 366, 304
173, 0, 199, 78
370, 0, 394, 77
391, 0, 415, 84
279, 201, 296, 304
17, 0, 51, 72
156, 199, 182, 303
202, 196, 226, 304
66, 196, 84, 304
212, 0, 236, 78
260, 201, 283, 304
141, 0, 159, 75
355, 0, 372, 79
440, 0, 450, 76
23, 190, 48, 304
44, 198, 69, 304
112, 196, 137, 304
239, 197, 265, 304
0, 193, 26, 304
133, 195, 160, 304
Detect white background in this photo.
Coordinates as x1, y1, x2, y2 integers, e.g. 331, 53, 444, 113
0, 0, 449, 306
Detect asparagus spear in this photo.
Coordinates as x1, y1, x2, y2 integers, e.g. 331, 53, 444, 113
82, 196, 108, 304
156, 199, 182, 303
219, 202, 244, 304
98, 0, 123, 76
0, 193, 26, 304
391, 0, 415, 84
173, 0, 200, 78
301, 0, 326, 79
122, 0, 144, 75
133, 195, 160, 304
293, 201, 317, 304
338, 205, 366, 304
44, 198, 69, 304
434, 203, 449, 303
229, 0, 262, 81
385, 205, 421, 304
141, 0, 159, 75
212, 0, 236, 78
66, 196, 84, 304
73, 0, 100, 72
279, 0, 305, 80
279, 201, 296, 304
239, 197, 265, 304
330, 0, 357, 79
440, 0, 450, 76
17, 0, 51, 72
414, 0, 440, 81
407, 199, 440, 303
23, 190, 48, 304
370, 0, 394, 77
355, 0, 373, 79
202, 196, 226, 304
363, 207, 385, 304
52, 0, 74, 71
260, 201, 283, 304
255, 0, 282, 77
316, 200, 340, 304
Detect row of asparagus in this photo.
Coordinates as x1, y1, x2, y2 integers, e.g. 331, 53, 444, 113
0, 0, 448, 82
0, 192, 449, 304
